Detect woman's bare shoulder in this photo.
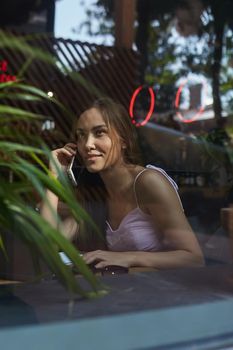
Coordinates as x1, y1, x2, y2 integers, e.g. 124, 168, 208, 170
135, 167, 178, 202
136, 167, 170, 188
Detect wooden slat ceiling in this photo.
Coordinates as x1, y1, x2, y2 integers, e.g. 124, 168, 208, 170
0, 33, 140, 148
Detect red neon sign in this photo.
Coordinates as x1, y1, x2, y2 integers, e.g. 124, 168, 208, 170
175, 80, 206, 123
129, 81, 208, 126
129, 86, 155, 127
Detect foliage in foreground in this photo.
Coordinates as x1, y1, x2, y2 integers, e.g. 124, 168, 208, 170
0, 40, 106, 297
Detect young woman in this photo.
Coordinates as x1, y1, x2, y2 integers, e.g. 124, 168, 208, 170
41, 97, 204, 270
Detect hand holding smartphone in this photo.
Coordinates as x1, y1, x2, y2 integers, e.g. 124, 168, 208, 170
66, 150, 103, 188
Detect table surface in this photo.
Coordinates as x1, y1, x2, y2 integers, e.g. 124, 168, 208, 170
0, 267, 157, 285
1, 265, 233, 349
1, 264, 233, 328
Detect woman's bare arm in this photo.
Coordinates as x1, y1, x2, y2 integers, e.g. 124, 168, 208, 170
40, 143, 78, 240
131, 169, 204, 268
40, 188, 60, 229
84, 170, 204, 269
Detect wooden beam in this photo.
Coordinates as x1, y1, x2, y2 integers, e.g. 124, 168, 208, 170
114, 0, 136, 48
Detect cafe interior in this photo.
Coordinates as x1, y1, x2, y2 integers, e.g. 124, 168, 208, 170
1, 0, 233, 349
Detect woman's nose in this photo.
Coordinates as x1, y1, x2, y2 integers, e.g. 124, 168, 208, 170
85, 134, 96, 150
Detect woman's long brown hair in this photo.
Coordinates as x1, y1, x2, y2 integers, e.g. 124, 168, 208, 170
73, 97, 142, 251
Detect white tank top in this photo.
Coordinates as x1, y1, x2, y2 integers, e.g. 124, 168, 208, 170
106, 165, 183, 252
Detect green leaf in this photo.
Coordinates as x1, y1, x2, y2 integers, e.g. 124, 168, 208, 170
0, 234, 8, 261
0, 93, 42, 102
0, 105, 46, 121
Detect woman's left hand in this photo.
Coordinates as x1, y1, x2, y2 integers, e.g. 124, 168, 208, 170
83, 250, 133, 269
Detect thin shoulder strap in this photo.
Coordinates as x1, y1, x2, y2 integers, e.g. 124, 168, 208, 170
133, 168, 148, 207
133, 165, 184, 210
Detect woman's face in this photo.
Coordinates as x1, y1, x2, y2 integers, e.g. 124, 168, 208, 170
76, 107, 125, 173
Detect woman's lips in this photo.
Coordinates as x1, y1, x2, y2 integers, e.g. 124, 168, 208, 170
86, 154, 102, 161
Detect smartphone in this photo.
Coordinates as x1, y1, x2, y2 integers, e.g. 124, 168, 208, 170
66, 156, 84, 187
67, 155, 104, 188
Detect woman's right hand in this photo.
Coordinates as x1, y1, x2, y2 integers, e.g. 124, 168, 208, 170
49, 143, 77, 177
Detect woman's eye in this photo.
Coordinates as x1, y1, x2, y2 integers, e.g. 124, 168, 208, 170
96, 130, 105, 137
